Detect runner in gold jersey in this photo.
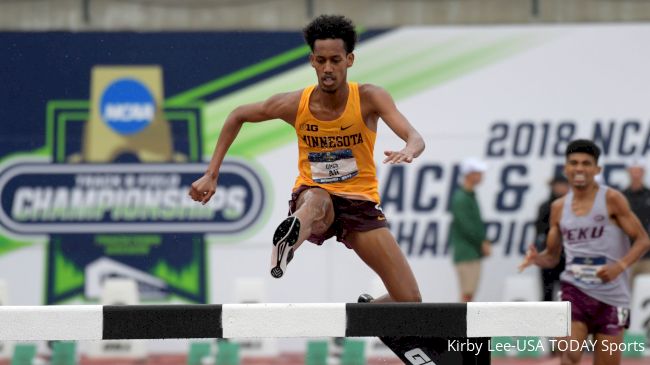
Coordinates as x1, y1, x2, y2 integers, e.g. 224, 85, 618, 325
190, 15, 424, 304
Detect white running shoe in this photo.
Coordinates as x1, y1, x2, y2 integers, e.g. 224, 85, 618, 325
270, 216, 300, 278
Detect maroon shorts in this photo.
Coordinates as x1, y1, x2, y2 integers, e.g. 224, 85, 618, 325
560, 282, 630, 336
289, 185, 388, 247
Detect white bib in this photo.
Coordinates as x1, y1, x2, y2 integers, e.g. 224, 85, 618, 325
308, 149, 359, 184
569, 256, 606, 285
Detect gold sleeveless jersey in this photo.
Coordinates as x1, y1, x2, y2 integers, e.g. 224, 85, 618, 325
292, 82, 380, 202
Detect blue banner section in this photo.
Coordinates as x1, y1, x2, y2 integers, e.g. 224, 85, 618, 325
0, 31, 306, 158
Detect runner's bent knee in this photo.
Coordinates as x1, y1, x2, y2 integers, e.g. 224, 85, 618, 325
295, 188, 334, 227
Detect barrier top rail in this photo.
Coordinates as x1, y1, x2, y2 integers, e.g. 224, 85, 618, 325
0, 302, 570, 341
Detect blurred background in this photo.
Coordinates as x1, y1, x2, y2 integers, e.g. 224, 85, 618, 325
3, 0, 650, 29
0, 1, 649, 364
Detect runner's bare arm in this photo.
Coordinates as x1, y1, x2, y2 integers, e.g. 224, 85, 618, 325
598, 190, 650, 280
519, 199, 563, 271
189, 91, 299, 204
364, 85, 425, 164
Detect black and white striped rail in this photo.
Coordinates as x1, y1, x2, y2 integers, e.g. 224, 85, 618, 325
0, 302, 570, 341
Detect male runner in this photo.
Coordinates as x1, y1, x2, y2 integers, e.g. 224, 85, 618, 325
519, 139, 650, 365
189, 14, 423, 303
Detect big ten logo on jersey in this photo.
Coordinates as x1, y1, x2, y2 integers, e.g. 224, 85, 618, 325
404, 348, 436, 365
301, 123, 319, 132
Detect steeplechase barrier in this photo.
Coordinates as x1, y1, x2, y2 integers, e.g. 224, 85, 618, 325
0, 302, 570, 365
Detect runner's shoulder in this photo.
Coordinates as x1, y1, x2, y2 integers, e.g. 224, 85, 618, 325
266, 89, 303, 108
264, 90, 304, 121
550, 197, 565, 212
358, 83, 394, 111
358, 83, 387, 98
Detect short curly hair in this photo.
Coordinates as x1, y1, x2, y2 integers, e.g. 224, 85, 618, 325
303, 15, 357, 54
566, 139, 601, 163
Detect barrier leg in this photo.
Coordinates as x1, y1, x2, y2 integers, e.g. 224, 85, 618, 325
187, 342, 212, 365
341, 339, 365, 365
10, 344, 36, 365
305, 341, 328, 365
50, 341, 76, 365
215, 340, 239, 365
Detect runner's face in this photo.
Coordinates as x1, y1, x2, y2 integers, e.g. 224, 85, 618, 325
310, 39, 354, 93
564, 152, 601, 189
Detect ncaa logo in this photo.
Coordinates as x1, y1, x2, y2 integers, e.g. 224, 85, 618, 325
100, 78, 156, 135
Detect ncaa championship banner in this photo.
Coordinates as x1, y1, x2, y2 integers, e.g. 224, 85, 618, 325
0, 32, 309, 304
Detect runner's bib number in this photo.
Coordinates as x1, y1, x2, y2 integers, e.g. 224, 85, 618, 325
308, 149, 358, 184
569, 256, 606, 285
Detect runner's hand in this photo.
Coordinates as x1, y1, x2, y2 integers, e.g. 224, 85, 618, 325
189, 174, 217, 205
383, 149, 415, 164
518, 244, 538, 272
596, 262, 624, 283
